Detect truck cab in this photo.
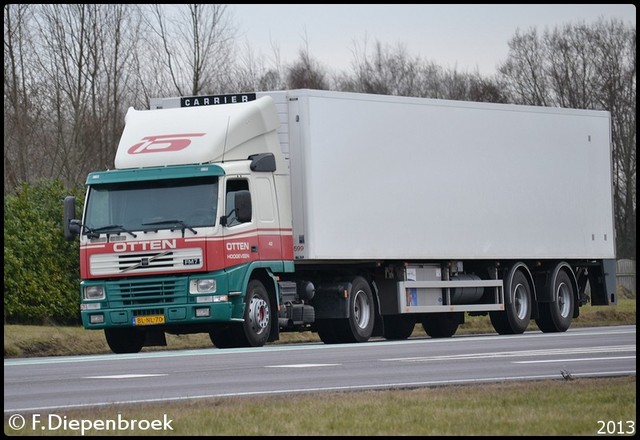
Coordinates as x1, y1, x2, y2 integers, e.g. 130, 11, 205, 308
64, 96, 294, 353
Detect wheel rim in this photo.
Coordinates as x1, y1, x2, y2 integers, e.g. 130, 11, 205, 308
248, 296, 269, 335
556, 282, 571, 318
513, 283, 529, 320
353, 289, 371, 330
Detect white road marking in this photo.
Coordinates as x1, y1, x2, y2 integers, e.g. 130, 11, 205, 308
84, 374, 168, 379
265, 363, 340, 368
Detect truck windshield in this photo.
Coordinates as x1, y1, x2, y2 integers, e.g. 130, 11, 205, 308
84, 176, 218, 234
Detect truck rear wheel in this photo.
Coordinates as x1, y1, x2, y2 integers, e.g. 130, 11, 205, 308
315, 319, 342, 344
536, 269, 575, 332
490, 268, 532, 334
104, 328, 145, 354
383, 315, 416, 340
421, 312, 462, 338
343, 276, 375, 342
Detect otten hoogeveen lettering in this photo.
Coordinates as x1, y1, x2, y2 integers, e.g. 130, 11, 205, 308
113, 240, 177, 252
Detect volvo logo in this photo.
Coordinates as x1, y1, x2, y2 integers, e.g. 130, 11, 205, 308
121, 251, 170, 273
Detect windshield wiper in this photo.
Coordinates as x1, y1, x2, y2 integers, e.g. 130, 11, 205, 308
91, 224, 138, 238
74, 221, 100, 239
141, 219, 197, 235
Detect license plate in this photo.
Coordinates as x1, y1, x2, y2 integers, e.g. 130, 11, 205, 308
134, 315, 165, 326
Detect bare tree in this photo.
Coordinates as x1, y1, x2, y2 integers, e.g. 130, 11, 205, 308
346, 40, 396, 95
32, 4, 96, 186
94, 5, 142, 169
4, 4, 238, 192
286, 31, 328, 90
29, 4, 141, 184
4, 4, 38, 192
499, 28, 550, 106
142, 4, 236, 96
287, 51, 328, 90
233, 39, 287, 92
468, 75, 509, 103
544, 23, 598, 109
340, 37, 504, 103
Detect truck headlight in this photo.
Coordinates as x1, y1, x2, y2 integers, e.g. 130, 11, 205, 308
83, 285, 105, 300
190, 279, 216, 293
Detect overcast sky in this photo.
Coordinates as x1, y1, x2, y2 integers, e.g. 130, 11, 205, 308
227, 4, 636, 76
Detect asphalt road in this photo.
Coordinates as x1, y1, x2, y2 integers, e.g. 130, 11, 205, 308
4, 325, 636, 413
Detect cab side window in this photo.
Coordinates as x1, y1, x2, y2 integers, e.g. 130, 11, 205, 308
225, 179, 250, 227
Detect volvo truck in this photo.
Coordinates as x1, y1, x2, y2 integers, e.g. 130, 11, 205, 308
64, 89, 617, 353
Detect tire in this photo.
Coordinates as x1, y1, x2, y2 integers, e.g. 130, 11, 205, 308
342, 276, 375, 343
209, 279, 272, 348
209, 323, 244, 348
241, 279, 272, 347
104, 328, 145, 354
315, 319, 342, 344
490, 268, 532, 335
383, 315, 416, 340
536, 269, 575, 333
421, 312, 462, 338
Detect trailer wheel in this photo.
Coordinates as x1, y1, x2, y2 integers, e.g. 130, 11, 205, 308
421, 312, 462, 338
104, 328, 145, 354
490, 269, 531, 334
343, 276, 375, 342
536, 270, 575, 332
383, 315, 416, 340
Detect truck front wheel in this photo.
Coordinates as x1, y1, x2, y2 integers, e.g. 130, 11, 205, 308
209, 323, 241, 348
209, 279, 272, 348
241, 279, 272, 347
104, 328, 145, 354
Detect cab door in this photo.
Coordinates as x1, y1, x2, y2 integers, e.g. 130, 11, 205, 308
222, 178, 259, 268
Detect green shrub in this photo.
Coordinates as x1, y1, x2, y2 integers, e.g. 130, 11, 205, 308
3, 180, 85, 324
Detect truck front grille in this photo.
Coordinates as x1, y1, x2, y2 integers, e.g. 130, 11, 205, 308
107, 277, 187, 306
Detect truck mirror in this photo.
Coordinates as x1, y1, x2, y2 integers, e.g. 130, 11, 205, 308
63, 196, 80, 240
234, 190, 252, 223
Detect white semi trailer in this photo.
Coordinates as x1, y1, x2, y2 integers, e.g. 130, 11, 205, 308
65, 89, 617, 353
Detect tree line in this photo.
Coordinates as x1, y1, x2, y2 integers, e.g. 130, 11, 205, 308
4, 4, 635, 263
